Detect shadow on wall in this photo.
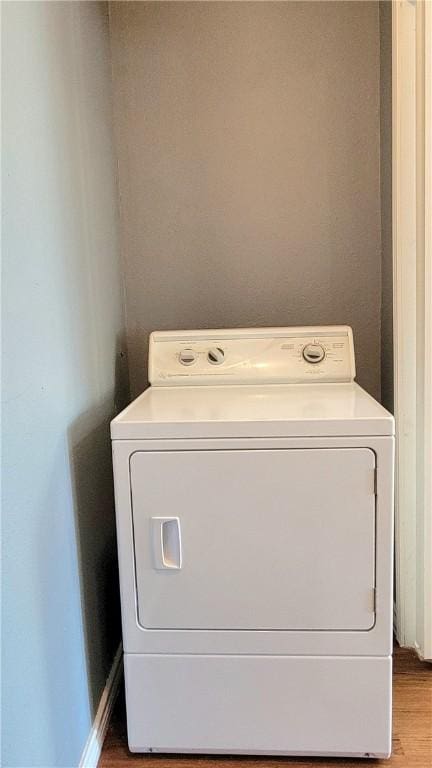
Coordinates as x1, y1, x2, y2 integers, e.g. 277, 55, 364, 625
67, 339, 130, 718
30, 342, 129, 768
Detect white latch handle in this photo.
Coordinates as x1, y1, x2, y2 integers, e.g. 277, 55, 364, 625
151, 517, 182, 570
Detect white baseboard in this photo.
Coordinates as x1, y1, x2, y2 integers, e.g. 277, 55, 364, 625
79, 643, 123, 768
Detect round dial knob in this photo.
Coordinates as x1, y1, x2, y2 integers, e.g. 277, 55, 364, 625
207, 347, 225, 365
178, 348, 197, 366
302, 343, 325, 364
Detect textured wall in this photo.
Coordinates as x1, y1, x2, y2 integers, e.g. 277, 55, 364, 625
1, 3, 128, 766
110, 0, 382, 399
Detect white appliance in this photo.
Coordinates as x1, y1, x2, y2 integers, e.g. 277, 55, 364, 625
111, 326, 394, 759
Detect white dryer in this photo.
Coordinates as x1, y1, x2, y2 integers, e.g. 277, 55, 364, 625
111, 326, 394, 759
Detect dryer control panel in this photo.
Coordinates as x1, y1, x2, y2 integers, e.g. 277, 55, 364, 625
149, 326, 356, 386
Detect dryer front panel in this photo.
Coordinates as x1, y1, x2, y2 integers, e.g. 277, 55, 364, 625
130, 448, 376, 632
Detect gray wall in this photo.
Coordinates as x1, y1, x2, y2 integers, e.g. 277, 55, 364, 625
110, 0, 382, 399
379, 0, 393, 412
1, 2, 128, 766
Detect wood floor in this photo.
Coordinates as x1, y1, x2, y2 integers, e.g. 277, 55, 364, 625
98, 646, 431, 768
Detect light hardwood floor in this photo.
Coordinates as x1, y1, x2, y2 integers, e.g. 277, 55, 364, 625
98, 646, 431, 768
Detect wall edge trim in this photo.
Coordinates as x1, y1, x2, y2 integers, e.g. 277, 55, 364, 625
79, 643, 123, 768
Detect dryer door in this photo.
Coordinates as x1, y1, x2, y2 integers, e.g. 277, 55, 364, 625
130, 448, 376, 631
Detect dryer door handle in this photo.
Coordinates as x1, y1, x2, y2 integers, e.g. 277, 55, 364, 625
151, 517, 182, 570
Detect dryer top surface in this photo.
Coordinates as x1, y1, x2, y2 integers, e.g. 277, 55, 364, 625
111, 381, 394, 440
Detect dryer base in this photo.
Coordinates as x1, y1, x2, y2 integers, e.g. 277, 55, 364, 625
124, 653, 392, 758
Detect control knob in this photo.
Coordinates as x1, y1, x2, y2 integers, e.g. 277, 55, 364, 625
207, 347, 225, 365
179, 348, 197, 366
302, 343, 325, 364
